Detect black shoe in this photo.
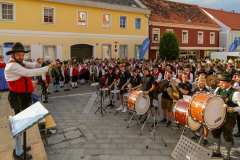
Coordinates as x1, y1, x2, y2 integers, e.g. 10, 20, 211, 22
202, 139, 209, 146
234, 132, 240, 137
43, 100, 48, 103
223, 156, 231, 160
166, 121, 172, 127
151, 122, 158, 128
13, 151, 32, 160
107, 103, 114, 107
191, 135, 200, 141
160, 118, 167, 123
211, 152, 223, 158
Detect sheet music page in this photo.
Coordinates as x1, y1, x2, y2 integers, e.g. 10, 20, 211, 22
9, 102, 49, 137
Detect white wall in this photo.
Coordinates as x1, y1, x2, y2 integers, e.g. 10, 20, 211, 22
31, 44, 43, 60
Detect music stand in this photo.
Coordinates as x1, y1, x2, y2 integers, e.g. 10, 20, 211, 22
9, 102, 49, 160
95, 87, 106, 116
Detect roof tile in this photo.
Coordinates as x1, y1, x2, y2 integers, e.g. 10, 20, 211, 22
141, 0, 219, 28
203, 8, 240, 30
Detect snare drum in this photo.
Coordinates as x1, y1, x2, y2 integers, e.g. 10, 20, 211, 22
174, 100, 201, 131
128, 91, 150, 115
189, 93, 226, 130
100, 88, 109, 97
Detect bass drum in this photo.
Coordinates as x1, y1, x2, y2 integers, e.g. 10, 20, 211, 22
174, 100, 201, 131
190, 93, 226, 130
128, 91, 150, 115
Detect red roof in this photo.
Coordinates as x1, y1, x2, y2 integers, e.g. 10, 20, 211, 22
141, 0, 219, 28
203, 8, 240, 30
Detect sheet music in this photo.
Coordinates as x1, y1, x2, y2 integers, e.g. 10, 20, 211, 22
9, 102, 49, 137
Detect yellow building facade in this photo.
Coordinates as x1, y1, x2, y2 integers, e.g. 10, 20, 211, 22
0, 0, 150, 60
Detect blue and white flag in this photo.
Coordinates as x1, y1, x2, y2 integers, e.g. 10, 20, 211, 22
229, 37, 240, 52
139, 38, 150, 60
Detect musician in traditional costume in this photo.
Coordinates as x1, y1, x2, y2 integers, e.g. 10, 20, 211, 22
115, 64, 131, 112
160, 70, 175, 126
106, 67, 117, 107
71, 63, 79, 88
178, 72, 192, 98
233, 71, 240, 137
4, 42, 51, 159
211, 73, 238, 160
129, 69, 142, 91
191, 76, 209, 145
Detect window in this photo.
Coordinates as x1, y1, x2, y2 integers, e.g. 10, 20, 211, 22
135, 18, 141, 30
119, 45, 128, 59
24, 45, 31, 60
78, 11, 87, 26
43, 45, 56, 60
120, 16, 127, 28
210, 32, 215, 45
152, 28, 160, 43
102, 44, 112, 59
166, 29, 174, 33
135, 45, 141, 59
0, 3, 14, 20
182, 30, 189, 44
43, 7, 54, 23
102, 13, 111, 27
198, 31, 204, 44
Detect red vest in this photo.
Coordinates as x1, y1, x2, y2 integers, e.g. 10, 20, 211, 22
8, 77, 34, 93
72, 68, 78, 76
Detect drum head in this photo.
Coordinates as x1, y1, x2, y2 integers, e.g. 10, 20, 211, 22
135, 94, 150, 115
188, 115, 201, 131
111, 90, 120, 94
204, 97, 226, 130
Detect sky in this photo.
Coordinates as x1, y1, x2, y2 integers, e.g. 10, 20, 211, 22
169, 0, 240, 12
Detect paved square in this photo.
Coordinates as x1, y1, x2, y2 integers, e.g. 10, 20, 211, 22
45, 85, 240, 160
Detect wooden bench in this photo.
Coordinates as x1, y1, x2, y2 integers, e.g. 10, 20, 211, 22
39, 114, 57, 145
0, 93, 48, 160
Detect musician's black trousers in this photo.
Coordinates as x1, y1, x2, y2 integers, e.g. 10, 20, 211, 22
211, 114, 236, 143
236, 114, 240, 133
8, 92, 32, 114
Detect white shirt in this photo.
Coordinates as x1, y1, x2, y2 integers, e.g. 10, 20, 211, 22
5, 60, 49, 81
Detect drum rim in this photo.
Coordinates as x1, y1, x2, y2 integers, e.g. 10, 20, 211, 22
190, 93, 227, 130
135, 94, 150, 115
174, 100, 201, 130
189, 93, 215, 123
203, 97, 227, 130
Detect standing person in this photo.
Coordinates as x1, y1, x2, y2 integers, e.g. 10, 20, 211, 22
211, 73, 238, 160
58, 61, 64, 88
233, 71, 240, 137
71, 64, 78, 88
37, 58, 49, 103
115, 64, 131, 112
160, 70, 175, 126
4, 42, 51, 159
178, 72, 192, 98
63, 63, 71, 91
51, 63, 60, 92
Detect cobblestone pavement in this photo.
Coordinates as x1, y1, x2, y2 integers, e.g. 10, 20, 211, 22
44, 85, 240, 160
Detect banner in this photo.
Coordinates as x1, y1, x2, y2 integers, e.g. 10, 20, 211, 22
3, 42, 14, 63
229, 37, 240, 52
139, 38, 150, 60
